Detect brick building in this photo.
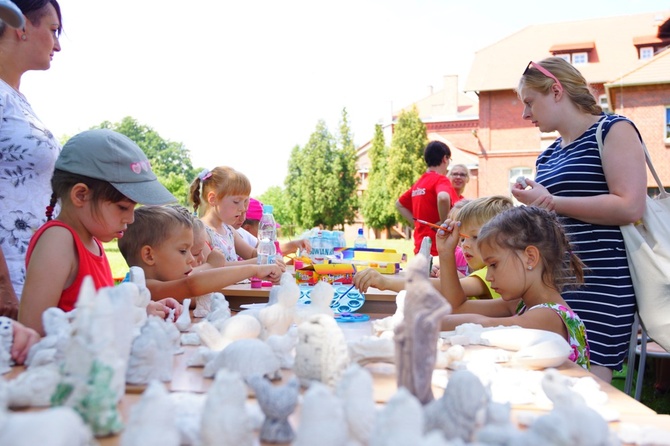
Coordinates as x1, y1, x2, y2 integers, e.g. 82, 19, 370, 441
357, 10, 670, 224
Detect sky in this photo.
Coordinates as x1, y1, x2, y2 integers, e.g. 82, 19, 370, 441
20, 0, 670, 196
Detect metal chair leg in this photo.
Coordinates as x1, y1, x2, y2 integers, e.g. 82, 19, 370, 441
635, 326, 648, 401
624, 313, 639, 396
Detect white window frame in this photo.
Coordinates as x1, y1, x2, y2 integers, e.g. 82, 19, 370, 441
572, 52, 588, 65
640, 47, 654, 60
665, 106, 670, 142
556, 54, 571, 63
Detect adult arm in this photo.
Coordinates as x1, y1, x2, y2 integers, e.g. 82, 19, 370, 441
396, 188, 415, 225
0, 249, 19, 319
512, 121, 646, 225
436, 191, 452, 223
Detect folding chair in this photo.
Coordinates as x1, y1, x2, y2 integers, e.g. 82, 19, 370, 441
624, 313, 670, 400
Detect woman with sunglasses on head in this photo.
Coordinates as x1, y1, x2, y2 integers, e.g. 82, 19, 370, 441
512, 56, 646, 383
0, 0, 63, 317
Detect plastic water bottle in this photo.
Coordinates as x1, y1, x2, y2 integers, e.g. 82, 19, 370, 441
257, 237, 276, 265
259, 204, 277, 242
310, 230, 327, 264
354, 228, 367, 248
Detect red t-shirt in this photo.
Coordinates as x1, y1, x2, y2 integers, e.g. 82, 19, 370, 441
26, 220, 114, 312
398, 171, 458, 255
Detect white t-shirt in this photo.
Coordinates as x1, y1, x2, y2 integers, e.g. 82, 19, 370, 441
0, 79, 61, 298
237, 227, 258, 248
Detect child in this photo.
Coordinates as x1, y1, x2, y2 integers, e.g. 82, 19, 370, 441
431, 198, 471, 278
438, 205, 590, 369
190, 167, 275, 267
167, 204, 227, 270
18, 129, 182, 335
354, 196, 512, 300
118, 206, 282, 302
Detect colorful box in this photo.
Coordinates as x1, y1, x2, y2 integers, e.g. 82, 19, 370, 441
295, 263, 356, 285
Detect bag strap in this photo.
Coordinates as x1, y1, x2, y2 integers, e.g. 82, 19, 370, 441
596, 118, 669, 199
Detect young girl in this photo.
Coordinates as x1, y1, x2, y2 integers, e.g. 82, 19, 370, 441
437, 205, 590, 370
18, 129, 182, 335
190, 166, 285, 271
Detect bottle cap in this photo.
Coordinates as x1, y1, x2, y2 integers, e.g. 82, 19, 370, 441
263, 204, 274, 213
358, 228, 364, 235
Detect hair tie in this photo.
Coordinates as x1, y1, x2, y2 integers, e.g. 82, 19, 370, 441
45, 205, 54, 214
198, 169, 212, 181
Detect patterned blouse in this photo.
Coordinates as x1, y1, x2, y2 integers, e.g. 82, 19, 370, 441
205, 224, 239, 263
516, 301, 591, 370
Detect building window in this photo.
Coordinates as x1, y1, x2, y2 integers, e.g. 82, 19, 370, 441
556, 54, 571, 63
572, 52, 588, 64
599, 95, 610, 114
640, 47, 654, 60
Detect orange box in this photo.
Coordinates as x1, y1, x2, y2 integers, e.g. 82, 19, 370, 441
295, 263, 356, 285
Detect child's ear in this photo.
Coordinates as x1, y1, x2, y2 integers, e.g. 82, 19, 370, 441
70, 183, 90, 207
524, 245, 541, 270
140, 245, 156, 266
206, 191, 217, 207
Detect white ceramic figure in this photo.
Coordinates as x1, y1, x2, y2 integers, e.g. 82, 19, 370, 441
0, 316, 13, 374
6, 363, 61, 407
25, 307, 72, 368
201, 369, 254, 446
193, 292, 219, 318
205, 293, 231, 324
247, 374, 300, 443
335, 364, 376, 446
293, 381, 348, 446
293, 314, 350, 388
120, 381, 180, 446
203, 338, 280, 380
266, 325, 298, 369
180, 332, 201, 346
126, 316, 175, 385
434, 344, 465, 370
395, 254, 452, 404
169, 392, 206, 446
175, 298, 192, 332
218, 313, 262, 348
370, 387, 425, 446
258, 276, 299, 339
160, 314, 183, 355
295, 280, 335, 323
371, 290, 406, 336
186, 346, 216, 368
52, 277, 133, 436
192, 320, 226, 351
475, 401, 527, 445
128, 266, 151, 335
423, 369, 490, 442
347, 336, 395, 366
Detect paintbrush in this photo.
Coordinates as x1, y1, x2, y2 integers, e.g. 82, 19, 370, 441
413, 218, 445, 231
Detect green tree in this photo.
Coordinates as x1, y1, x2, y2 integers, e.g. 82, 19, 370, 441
331, 108, 359, 227
94, 116, 197, 205
285, 144, 307, 229
362, 124, 397, 232
386, 106, 427, 209
258, 186, 297, 236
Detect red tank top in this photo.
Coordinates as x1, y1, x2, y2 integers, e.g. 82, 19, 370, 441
26, 220, 114, 312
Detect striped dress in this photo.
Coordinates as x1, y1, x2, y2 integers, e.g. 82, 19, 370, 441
534, 113, 637, 370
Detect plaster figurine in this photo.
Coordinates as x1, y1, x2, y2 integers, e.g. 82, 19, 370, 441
293, 381, 348, 446
258, 274, 299, 339
370, 387, 425, 446
25, 307, 72, 368
395, 254, 452, 404
205, 293, 231, 324
6, 363, 61, 408
193, 291, 223, 318
128, 266, 151, 335
293, 314, 350, 388
203, 338, 281, 380
371, 290, 406, 336
335, 364, 376, 446
201, 369, 254, 446
126, 316, 175, 385
0, 316, 13, 374
424, 369, 490, 442
192, 320, 226, 351
295, 280, 335, 324
186, 346, 216, 368
174, 298, 192, 332
266, 325, 298, 369
247, 374, 299, 443
347, 335, 395, 366
180, 332, 201, 346
218, 313, 262, 348
120, 380, 180, 446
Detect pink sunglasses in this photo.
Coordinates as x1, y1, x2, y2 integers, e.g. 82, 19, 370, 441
523, 61, 563, 92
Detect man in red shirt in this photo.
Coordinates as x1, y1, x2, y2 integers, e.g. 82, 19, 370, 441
396, 141, 459, 256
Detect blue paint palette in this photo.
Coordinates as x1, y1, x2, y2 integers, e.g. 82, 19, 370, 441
298, 284, 365, 314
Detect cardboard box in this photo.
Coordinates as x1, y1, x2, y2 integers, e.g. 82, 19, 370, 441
295, 263, 356, 285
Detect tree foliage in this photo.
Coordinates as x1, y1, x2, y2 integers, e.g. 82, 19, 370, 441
362, 124, 397, 231
331, 108, 359, 226
385, 106, 427, 209
94, 116, 197, 205
258, 186, 297, 237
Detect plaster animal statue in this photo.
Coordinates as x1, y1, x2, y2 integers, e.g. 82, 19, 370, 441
347, 335, 395, 366
258, 274, 300, 339
180, 332, 201, 346
203, 338, 281, 380
423, 369, 490, 442
217, 313, 262, 348
193, 292, 221, 318
174, 298, 192, 332
201, 369, 254, 446
0, 316, 13, 374
295, 280, 335, 323
25, 307, 72, 368
6, 363, 61, 408
335, 364, 376, 446
475, 401, 528, 445
128, 266, 151, 334
120, 380, 180, 446
372, 290, 406, 336
186, 346, 217, 368
266, 325, 298, 369
293, 314, 350, 388
395, 254, 452, 404
168, 392, 206, 446
247, 374, 300, 443
126, 316, 175, 385
205, 293, 231, 324
293, 381, 348, 446
51, 277, 133, 436
192, 320, 226, 351
370, 387, 425, 446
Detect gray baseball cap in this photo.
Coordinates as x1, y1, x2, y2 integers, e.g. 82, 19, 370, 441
56, 129, 177, 205
0, 0, 24, 28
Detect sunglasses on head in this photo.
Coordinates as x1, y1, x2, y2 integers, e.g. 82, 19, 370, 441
523, 61, 563, 92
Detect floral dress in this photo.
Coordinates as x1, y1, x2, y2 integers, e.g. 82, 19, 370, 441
0, 80, 61, 298
516, 301, 591, 370
205, 224, 239, 262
